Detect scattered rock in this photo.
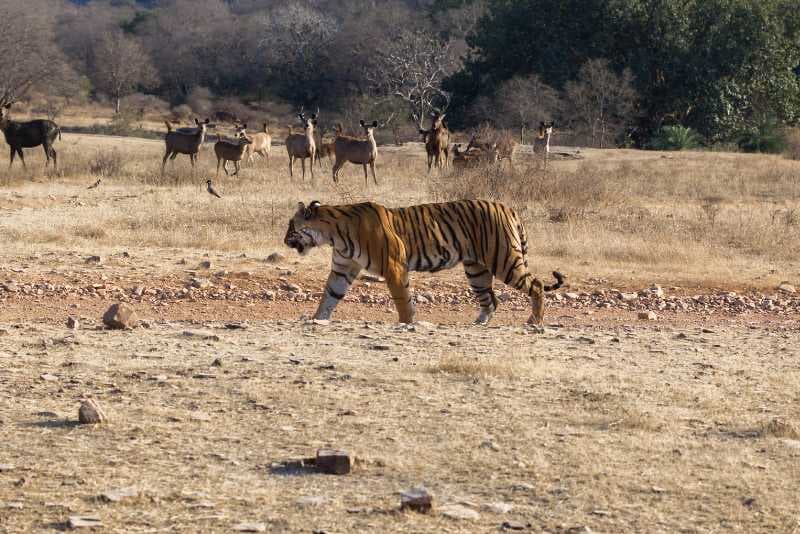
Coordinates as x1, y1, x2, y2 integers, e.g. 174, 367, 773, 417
502, 521, 528, 531
78, 399, 107, 424
638, 311, 658, 321
67, 516, 103, 529
198, 260, 212, 269
295, 496, 326, 508
370, 344, 392, 351
265, 252, 285, 264
99, 487, 138, 503
564, 292, 580, 300
211, 358, 223, 367
40, 373, 59, 382
315, 449, 352, 475
400, 487, 432, 513
648, 285, 665, 298
102, 303, 139, 329
190, 277, 211, 289
0, 464, 14, 472
440, 504, 480, 520
480, 440, 500, 452
778, 282, 796, 294
66, 317, 80, 330
620, 293, 638, 302
181, 330, 220, 341
85, 256, 103, 264
484, 502, 514, 514
233, 522, 266, 533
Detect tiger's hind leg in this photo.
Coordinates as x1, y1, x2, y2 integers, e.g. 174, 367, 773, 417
464, 262, 498, 325
386, 267, 415, 324
315, 256, 362, 320
503, 265, 547, 331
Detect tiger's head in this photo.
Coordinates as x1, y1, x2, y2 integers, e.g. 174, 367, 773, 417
284, 200, 327, 256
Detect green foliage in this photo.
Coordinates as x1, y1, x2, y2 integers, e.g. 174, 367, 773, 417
737, 118, 788, 154
650, 125, 703, 151
450, 0, 800, 143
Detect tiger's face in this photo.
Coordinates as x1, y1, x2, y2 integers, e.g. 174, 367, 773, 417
284, 201, 327, 256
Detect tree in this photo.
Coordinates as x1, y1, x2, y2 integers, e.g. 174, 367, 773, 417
92, 31, 159, 114
565, 59, 638, 148
0, 0, 74, 106
368, 29, 456, 128
492, 75, 560, 143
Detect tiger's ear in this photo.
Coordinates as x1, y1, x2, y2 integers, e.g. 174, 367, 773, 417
303, 200, 321, 220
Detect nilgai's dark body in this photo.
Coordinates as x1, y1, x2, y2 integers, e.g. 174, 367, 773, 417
0, 104, 61, 169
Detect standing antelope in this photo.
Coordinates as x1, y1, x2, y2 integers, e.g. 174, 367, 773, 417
314, 126, 336, 167
244, 122, 272, 166
0, 102, 61, 170
285, 110, 318, 181
418, 112, 450, 172
214, 124, 252, 177
533, 121, 555, 165
332, 120, 381, 186
162, 118, 210, 175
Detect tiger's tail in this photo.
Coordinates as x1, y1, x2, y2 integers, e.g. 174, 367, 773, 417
544, 271, 565, 291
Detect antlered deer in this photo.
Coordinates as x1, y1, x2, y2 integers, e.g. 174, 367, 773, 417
417, 112, 450, 172
0, 102, 61, 170
162, 118, 211, 175
285, 109, 318, 181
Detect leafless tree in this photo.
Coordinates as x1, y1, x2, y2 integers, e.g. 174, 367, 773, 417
93, 31, 159, 114
0, 1, 74, 107
368, 30, 456, 128
494, 74, 560, 144
565, 59, 638, 148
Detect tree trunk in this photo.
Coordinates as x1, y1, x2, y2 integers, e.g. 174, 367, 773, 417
115, 96, 121, 115
520, 125, 525, 145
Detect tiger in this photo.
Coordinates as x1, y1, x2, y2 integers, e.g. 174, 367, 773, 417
283, 199, 564, 327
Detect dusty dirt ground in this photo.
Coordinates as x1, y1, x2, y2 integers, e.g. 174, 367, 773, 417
1, 136, 799, 532
1, 250, 799, 533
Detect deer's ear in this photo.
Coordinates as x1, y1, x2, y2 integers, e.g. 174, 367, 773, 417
372, 120, 378, 127
359, 120, 366, 127
3, 103, 11, 109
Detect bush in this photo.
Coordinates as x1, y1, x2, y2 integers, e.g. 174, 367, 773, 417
784, 128, 800, 160
737, 119, 787, 154
649, 125, 703, 150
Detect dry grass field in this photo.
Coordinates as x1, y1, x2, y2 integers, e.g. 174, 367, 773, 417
1, 132, 799, 532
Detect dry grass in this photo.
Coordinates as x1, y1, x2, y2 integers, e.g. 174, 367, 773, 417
1, 321, 799, 532
0, 134, 798, 289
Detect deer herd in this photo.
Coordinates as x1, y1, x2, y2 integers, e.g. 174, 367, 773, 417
0, 100, 556, 184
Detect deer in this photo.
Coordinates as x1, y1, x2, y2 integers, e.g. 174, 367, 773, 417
533, 121, 555, 166
244, 122, 272, 167
162, 118, 211, 175
314, 126, 337, 167
285, 108, 318, 181
470, 130, 516, 167
0, 101, 61, 170
214, 124, 252, 177
416, 111, 450, 172
452, 136, 499, 170
331, 118, 387, 186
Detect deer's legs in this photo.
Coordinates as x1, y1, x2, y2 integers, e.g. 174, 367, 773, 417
370, 161, 377, 185
16, 149, 26, 169
9, 147, 15, 168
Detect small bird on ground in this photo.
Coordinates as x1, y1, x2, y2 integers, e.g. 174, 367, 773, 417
206, 179, 222, 198
87, 179, 101, 189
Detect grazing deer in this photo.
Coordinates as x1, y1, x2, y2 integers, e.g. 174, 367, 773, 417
162, 118, 211, 175
214, 124, 252, 177
244, 122, 272, 166
417, 112, 450, 172
285, 109, 318, 181
332, 120, 383, 186
0, 102, 61, 170
470, 131, 515, 167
